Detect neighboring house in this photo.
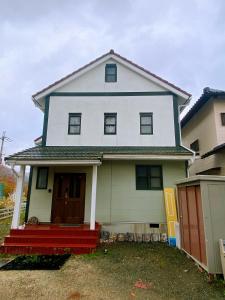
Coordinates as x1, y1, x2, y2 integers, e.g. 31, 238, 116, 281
1, 50, 192, 254
182, 87, 225, 175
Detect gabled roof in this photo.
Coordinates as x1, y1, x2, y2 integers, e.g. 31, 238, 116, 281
32, 49, 191, 105
181, 87, 225, 128
5, 145, 192, 164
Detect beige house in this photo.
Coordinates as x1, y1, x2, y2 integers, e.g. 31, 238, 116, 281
181, 87, 225, 175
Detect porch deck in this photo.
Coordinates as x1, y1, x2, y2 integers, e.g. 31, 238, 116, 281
0, 223, 101, 255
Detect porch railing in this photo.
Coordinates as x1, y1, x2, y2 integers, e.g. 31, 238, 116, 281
0, 202, 26, 221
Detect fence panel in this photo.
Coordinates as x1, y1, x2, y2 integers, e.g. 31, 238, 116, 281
0, 202, 26, 221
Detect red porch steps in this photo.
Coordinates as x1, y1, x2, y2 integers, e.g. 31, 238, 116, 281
0, 223, 101, 255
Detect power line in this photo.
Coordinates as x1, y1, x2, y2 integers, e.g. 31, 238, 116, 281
0, 131, 12, 164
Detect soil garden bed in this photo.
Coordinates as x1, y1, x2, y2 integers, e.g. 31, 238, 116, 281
0, 254, 70, 270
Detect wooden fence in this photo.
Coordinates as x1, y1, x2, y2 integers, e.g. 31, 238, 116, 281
0, 202, 26, 221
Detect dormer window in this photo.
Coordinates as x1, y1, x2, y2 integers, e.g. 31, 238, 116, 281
105, 64, 117, 82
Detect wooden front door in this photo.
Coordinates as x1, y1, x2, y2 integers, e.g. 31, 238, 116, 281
51, 173, 86, 224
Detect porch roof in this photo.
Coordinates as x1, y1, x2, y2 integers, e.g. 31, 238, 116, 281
5, 145, 192, 165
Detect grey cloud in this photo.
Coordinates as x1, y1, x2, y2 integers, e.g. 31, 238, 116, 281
0, 0, 224, 156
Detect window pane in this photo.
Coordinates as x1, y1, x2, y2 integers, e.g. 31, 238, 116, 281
106, 74, 116, 82
141, 116, 152, 125
221, 113, 225, 126
105, 116, 116, 125
136, 166, 148, 177
150, 178, 161, 189
107, 67, 116, 75
190, 140, 199, 152
141, 125, 152, 134
105, 125, 116, 133
136, 177, 148, 190
151, 166, 161, 177
37, 168, 48, 189
70, 116, 80, 125
69, 176, 81, 198
69, 125, 80, 134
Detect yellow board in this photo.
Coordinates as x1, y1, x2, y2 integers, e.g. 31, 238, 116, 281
164, 188, 178, 238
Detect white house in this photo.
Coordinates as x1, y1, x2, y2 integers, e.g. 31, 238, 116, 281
1, 50, 192, 255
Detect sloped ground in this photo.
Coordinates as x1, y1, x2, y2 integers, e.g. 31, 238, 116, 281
0, 242, 224, 300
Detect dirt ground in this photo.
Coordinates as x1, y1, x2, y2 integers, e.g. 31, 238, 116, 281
0, 243, 225, 300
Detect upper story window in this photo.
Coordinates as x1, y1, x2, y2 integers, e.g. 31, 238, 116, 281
104, 113, 117, 134
221, 113, 225, 126
136, 165, 163, 190
190, 139, 200, 154
68, 113, 81, 135
105, 64, 117, 82
140, 113, 153, 135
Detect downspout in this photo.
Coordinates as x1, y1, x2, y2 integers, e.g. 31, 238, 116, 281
178, 103, 195, 177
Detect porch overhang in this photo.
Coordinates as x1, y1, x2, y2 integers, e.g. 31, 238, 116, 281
6, 159, 102, 166
103, 154, 192, 160
5, 145, 193, 166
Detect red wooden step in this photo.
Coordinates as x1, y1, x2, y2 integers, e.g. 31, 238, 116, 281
10, 229, 99, 237
4, 235, 98, 245
0, 223, 100, 255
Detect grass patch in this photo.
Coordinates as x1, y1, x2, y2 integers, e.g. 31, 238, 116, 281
76, 242, 225, 300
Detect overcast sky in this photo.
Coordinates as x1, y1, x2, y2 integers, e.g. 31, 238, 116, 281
0, 0, 225, 157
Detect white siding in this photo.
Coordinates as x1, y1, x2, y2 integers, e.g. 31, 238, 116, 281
56, 58, 166, 93
47, 95, 175, 146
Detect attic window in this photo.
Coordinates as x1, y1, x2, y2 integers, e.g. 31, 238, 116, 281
105, 64, 117, 82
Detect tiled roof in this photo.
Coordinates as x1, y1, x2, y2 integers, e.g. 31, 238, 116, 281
181, 87, 225, 128
32, 49, 191, 99
5, 146, 192, 162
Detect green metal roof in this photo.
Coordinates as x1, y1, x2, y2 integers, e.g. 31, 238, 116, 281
5, 146, 192, 162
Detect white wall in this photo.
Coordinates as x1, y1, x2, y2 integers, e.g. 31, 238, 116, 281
47, 95, 175, 146
45, 58, 176, 147
56, 58, 166, 93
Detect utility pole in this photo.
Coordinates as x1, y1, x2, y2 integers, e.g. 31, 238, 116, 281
0, 131, 12, 164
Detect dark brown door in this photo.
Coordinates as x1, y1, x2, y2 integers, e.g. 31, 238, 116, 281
51, 173, 86, 224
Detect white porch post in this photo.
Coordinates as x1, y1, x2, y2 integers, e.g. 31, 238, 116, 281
90, 165, 98, 230
11, 165, 25, 229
